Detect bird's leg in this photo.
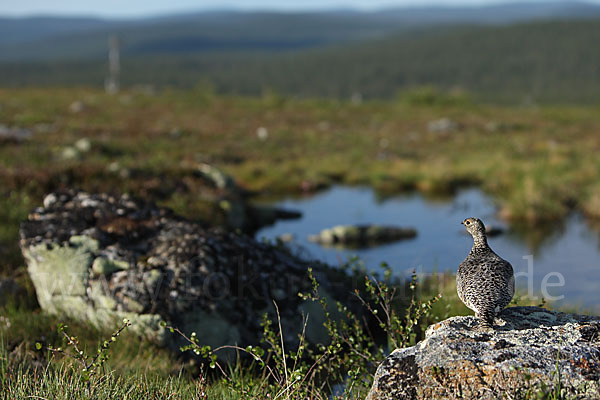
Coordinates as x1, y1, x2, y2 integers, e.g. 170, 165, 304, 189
476, 310, 495, 331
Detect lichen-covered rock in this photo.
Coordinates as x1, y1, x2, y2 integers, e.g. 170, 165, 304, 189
308, 224, 416, 247
19, 189, 343, 350
367, 306, 600, 400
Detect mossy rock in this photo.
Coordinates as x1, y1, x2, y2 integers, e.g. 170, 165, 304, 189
23, 239, 96, 309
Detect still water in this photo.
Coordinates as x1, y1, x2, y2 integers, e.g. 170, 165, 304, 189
256, 186, 600, 311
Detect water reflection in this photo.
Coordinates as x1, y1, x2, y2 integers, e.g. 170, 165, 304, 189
256, 186, 600, 311
507, 220, 568, 256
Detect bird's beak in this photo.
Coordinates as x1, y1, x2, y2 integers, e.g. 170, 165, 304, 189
460, 221, 464, 225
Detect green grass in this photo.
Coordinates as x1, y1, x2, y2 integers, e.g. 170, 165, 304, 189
1, 354, 235, 399
0, 305, 234, 398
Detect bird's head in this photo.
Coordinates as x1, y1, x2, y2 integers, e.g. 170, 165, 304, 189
461, 217, 486, 239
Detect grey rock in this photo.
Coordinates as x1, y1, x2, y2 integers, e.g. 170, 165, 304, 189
277, 233, 295, 243
60, 146, 80, 160
74, 138, 92, 153
68, 100, 85, 113
197, 163, 237, 191
92, 257, 129, 276
20, 189, 346, 352
0, 125, 32, 143
256, 126, 268, 141
427, 118, 457, 134
43, 193, 58, 209
23, 240, 94, 308
308, 224, 417, 248
57, 138, 91, 161
366, 306, 600, 400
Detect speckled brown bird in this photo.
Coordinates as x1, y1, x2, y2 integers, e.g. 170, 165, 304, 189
457, 217, 514, 329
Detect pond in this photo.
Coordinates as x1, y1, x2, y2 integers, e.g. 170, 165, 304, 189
256, 186, 600, 311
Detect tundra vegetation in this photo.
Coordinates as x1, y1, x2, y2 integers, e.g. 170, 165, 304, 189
0, 87, 597, 397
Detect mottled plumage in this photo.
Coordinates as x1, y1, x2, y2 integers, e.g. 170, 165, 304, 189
457, 217, 514, 329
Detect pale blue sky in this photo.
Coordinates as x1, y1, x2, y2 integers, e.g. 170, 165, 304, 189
1, 0, 595, 18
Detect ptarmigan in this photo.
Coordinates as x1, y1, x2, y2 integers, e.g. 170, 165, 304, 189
457, 217, 514, 329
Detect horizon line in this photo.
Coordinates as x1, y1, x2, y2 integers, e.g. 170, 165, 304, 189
1, 0, 598, 20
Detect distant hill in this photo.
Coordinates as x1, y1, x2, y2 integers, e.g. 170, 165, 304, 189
0, 12, 398, 61
2, 18, 600, 104
1, 2, 600, 104
373, 0, 600, 24
0, 16, 113, 45
1, 1, 600, 61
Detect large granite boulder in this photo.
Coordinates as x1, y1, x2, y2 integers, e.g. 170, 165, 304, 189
367, 306, 600, 399
19, 190, 344, 352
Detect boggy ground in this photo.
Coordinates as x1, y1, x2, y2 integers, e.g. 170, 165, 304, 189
3, 88, 600, 225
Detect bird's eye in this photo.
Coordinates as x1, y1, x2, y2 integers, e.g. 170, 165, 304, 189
465, 221, 470, 225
